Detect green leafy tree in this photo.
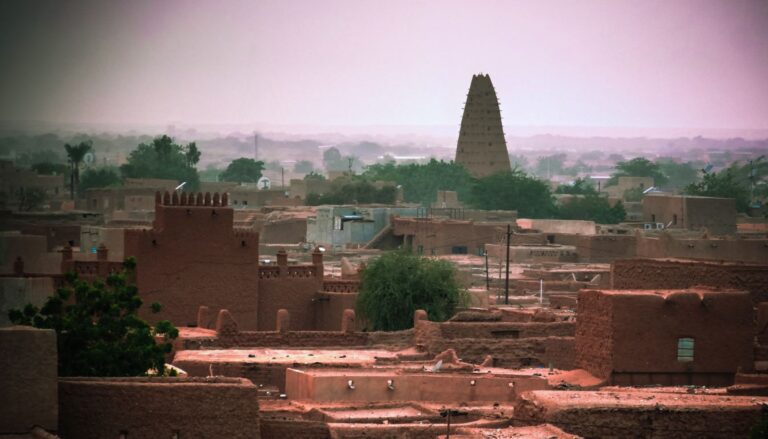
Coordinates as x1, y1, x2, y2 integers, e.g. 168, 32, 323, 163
363, 159, 474, 206
185, 142, 201, 167
623, 187, 644, 202
557, 195, 626, 224
468, 170, 556, 218
323, 147, 346, 171
608, 157, 667, 186
657, 159, 700, 189
31, 162, 69, 176
304, 171, 326, 181
562, 160, 593, 177
264, 160, 282, 172
219, 158, 265, 184
17, 149, 65, 167
120, 135, 201, 190
685, 168, 751, 212
78, 167, 122, 196
64, 140, 92, 199
15, 187, 47, 211
723, 157, 768, 204
199, 164, 222, 182
509, 154, 530, 172
356, 252, 468, 331
294, 160, 315, 174
8, 258, 178, 377
306, 176, 395, 205
535, 153, 566, 178
554, 178, 597, 195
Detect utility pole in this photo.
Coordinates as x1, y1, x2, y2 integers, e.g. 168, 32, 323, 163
348, 157, 353, 174
484, 249, 489, 290
504, 224, 511, 305
749, 159, 756, 205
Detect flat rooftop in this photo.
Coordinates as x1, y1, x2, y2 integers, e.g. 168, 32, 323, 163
173, 348, 398, 365
523, 390, 768, 410
583, 288, 747, 298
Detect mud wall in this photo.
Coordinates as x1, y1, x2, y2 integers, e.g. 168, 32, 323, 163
260, 419, 330, 439
124, 197, 262, 330
576, 234, 637, 263
312, 291, 358, 332
58, 377, 260, 439
258, 277, 323, 330
574, 290, 614, 378
260, 218, 307, 244
515, 390, 763, 439
636, 235, 767, 264
577, 288, 754, 381
611, 258, 768, 304
414, 319, 575, 368
0, 326, 57, 434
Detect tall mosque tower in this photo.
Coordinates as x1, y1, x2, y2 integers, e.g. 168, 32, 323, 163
454, 74, 511, 177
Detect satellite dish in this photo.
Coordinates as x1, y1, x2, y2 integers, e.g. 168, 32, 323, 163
257, 176, 271, 189
83, 152, 95, 165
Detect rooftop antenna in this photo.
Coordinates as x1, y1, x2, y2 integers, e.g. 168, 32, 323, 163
175, 181, 187, 191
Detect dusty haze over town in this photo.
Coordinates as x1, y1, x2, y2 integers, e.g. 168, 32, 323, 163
2, 2, 768, 438
2, 0, 768, 137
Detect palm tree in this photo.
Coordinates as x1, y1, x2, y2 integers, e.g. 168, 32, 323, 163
64, 141, 92, 199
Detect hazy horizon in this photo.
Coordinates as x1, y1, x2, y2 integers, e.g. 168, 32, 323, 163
1, 0, 767, 138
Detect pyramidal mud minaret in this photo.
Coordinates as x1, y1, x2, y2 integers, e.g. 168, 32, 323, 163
455, 74, 511, 177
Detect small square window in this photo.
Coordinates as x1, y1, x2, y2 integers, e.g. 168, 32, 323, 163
677, 337, 694, 362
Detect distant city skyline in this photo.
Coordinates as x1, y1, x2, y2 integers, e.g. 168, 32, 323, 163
1, 0, 767, 136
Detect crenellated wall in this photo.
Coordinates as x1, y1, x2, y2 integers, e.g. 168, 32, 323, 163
124, 192, 332, 331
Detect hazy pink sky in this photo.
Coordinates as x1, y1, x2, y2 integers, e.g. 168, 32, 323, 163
1, 0, 767, 132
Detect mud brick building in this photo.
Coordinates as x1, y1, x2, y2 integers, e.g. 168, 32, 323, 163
576, 288, 754, 386
124, 192, 332, 331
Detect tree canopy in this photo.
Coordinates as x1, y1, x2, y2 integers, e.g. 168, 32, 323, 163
294, 160, 315, 174
363, 159, 474, 206
554, 178, 596, 195
64, 140, 92, 199
219, 158, 265, 184
656, 159, 700, 189
469, 170, 556, 218
323, 147, 347, 171
31, 162, 69, 176
534, 153, 566, 178
557, 195, 626, 224
8, 258, 178, 377
685, 168, 751, 212
608, 157, 667, 186
15, 187, 47, 211
78, 167, 122, 196
306, 175, 395, 205
120, 135, 200, 190
356, 251, 468, 331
